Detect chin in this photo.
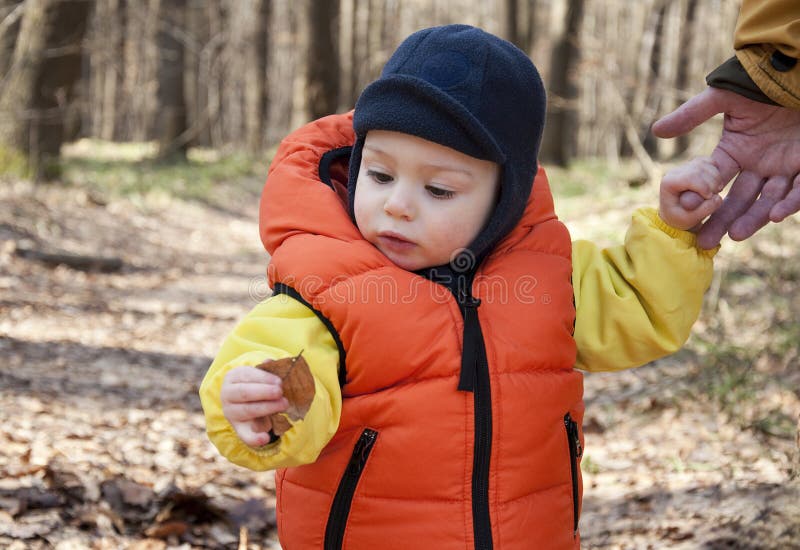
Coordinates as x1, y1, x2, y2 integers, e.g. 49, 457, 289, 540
382, 251, 424, 271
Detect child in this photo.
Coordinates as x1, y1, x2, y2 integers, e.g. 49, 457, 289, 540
200, 25, 721, 549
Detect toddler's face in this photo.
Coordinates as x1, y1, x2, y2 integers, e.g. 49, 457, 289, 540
354, 130, 499, 271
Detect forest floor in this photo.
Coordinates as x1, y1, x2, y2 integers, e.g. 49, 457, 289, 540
1, 145, 799, 549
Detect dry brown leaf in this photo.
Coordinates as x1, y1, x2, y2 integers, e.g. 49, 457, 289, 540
256, 353, 314, 436
145, 519, 189, 538
270, 414, 292, 435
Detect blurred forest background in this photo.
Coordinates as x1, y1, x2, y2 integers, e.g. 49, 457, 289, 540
1, 0, 739, 177
1, 0, 799, 549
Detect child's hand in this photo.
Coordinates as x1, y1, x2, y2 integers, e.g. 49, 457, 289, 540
659, 157, 723, 232
221, 365, 290, 447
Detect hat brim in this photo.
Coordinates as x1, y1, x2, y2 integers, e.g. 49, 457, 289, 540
353, 74, 506, 165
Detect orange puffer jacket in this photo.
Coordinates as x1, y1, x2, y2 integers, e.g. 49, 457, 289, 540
261, 112, 584, 550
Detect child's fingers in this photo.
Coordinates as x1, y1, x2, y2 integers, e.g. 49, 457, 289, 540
252, 416, 273, 433
225, 365, 283, 386
224, 398, 290, 422
695, 170, 762, 248
672, 170, 717, 198
679, 190, 704, 210
693, 195, 723, 220
234, 421, 275, 448
221, 381, 283, 404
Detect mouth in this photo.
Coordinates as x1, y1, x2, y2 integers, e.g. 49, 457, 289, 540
376, 231, 416, 252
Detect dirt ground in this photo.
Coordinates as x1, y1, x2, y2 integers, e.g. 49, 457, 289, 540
1, 174, 798, 549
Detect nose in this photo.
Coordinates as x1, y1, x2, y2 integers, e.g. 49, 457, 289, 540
383, 184, 414, 220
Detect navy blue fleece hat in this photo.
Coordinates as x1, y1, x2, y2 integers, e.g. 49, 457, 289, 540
348, 24, 546, 267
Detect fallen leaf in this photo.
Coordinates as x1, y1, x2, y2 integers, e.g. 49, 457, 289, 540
0, 509, 60, 538
0, 486, 63, 517
267, 416, 290, 436
100, 476, 156, 524
256, 353, 314, 435
145, 519, 189, 538
127, 540, 167, 550
155, 485, 226, 524
227, 497, 276, 534
44, 460, 91, 503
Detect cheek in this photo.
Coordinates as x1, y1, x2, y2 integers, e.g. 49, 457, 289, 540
353, 184, 372, 231
428, 216, 475, 251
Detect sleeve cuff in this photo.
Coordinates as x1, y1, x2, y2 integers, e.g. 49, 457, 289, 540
639, 207, 719, 258
706, 56, 779, 106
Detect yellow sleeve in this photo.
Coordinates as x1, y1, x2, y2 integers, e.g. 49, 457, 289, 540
199, 293, 342, 470
734, 0, 800, 109
572, 207, 717, 372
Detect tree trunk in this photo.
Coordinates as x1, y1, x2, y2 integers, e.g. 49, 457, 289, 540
89, 0, 123, 141
642, 0, 667, 157
246, 0, 271, 153
674, 0, 698, 156
156, 0, 188, 160
524, 0, 541, 57
306, 0, 340, 120
102, 0, 123, 141
348, 0, 360, 106
504, 0, 520, 50
539, 0, 585, 167
366, 0, 382, 82
0, 0, 91, 180
0, 0, 24, 79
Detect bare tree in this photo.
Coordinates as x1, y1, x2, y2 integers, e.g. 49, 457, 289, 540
306, 0, 340, 119
524, 0, 542, 57
0, 0, 24, 80
540, 0, 585, 166
504, 0, 519, 47
641, 0, 668, 157
156, 0, 188, 160
504, 0, 533, 52
246, 0, 271, 153
0, 0, 92, 179
28, 0, 739, 163
88, 0, 126, 141
673, 0, 698, 156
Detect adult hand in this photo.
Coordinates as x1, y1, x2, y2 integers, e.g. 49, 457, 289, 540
652, 87, 800, 249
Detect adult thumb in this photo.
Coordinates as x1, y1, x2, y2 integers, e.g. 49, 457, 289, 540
652, 87, 727, 138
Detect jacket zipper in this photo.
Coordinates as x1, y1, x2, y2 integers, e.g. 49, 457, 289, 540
324, 428, 379, 550
457, 285, 493, 550
564, 413, 583, 536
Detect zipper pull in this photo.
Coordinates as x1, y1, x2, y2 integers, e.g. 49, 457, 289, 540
565, 416, 583, 458
457, 290, 481, 392
347, 429, 378, 475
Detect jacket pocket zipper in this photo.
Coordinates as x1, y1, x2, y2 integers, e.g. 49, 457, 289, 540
324, 428, 379, 550
564, 413, 583, 536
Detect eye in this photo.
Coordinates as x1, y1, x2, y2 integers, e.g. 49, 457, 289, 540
426, 185, 455, 199
366, 169, 393, 184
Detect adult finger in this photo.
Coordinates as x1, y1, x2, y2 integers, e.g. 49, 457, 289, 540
695, 171, 762, 249
651, 88, 729, 138
728, 176, 791, 240
770, 173, 800, 222
710, 144, 741, 187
